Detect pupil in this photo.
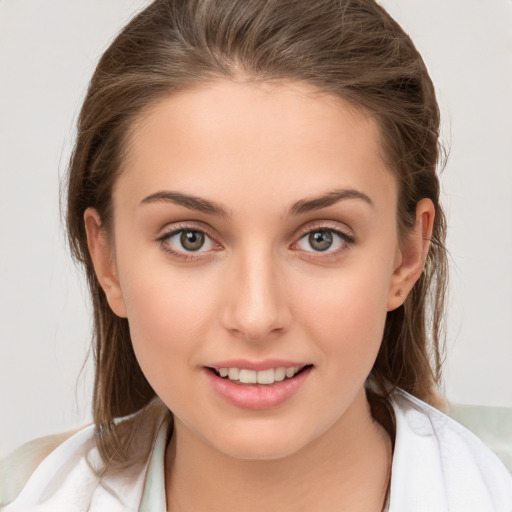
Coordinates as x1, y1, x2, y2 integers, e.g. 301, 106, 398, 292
181, 231, 204, 251
309, 231, 332, 251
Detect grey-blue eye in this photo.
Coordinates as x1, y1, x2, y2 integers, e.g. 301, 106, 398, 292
165, 229, 215, 252
296, 229, 347, 253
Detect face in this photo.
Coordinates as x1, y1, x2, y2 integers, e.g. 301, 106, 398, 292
86, 80, 426, 460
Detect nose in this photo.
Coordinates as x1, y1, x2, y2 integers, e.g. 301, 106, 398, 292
220, 246, 292, 342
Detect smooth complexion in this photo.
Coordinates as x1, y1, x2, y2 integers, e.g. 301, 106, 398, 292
85, 80, 434, 511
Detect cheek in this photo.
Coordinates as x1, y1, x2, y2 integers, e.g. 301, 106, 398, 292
296, 259, 392, 365
118, 264, 217, 383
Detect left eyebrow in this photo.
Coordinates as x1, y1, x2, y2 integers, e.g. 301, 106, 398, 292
140, 191, 230, 217
287, 188, 374, 216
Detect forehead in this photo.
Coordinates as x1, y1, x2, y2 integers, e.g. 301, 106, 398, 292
115, 80, 396, 213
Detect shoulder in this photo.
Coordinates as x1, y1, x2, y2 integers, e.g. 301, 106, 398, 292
389, 389, 512, 512
0, 400, 171, 511
0, 426, 94, 510
0, 429, 81, 507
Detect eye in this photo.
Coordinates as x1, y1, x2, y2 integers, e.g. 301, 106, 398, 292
159, 227, 218, 257
295, 228, 353, 253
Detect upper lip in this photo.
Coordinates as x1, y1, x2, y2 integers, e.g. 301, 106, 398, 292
206, 359, 311, 371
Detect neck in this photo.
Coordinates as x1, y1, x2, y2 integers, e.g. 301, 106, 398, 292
165, 389, 392, 512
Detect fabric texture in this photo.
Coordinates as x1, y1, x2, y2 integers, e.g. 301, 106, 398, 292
1, 389, 511, 511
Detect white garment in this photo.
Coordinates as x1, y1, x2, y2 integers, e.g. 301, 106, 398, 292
1, 389, 511, 511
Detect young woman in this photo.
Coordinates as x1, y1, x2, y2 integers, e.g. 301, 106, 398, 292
2, 0, 511, 511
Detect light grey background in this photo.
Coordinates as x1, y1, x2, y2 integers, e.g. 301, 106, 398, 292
1, 0, 511, 457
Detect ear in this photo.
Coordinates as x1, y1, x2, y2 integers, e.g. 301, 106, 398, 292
84, 208, 127, 318
387, 198, 435, 311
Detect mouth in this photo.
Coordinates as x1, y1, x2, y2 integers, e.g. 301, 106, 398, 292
207, 364, 313, 386
204, 362, 313, 409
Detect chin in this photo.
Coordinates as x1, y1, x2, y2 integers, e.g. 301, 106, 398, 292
203, 421, 315, 461
218, 437, 305, 461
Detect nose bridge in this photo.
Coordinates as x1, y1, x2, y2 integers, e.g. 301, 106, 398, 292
222, 241, 290, 341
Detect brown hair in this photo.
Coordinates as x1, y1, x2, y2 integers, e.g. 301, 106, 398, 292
66, 0, 447, 465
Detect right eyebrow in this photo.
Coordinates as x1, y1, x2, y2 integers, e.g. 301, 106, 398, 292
140, 191, 230, 217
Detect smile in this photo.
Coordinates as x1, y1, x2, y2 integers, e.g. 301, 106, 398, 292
212, 366, 307, 385
204, 363, 313, 410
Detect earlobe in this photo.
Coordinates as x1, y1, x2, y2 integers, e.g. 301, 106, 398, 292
84, 208, 127, 318
387, 198, 435, 311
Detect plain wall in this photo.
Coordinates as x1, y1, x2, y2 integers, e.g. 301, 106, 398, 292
1, 0, 511, 458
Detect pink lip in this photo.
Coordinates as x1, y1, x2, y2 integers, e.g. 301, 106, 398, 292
207, 359, 309, 371
203, 365, 313, 410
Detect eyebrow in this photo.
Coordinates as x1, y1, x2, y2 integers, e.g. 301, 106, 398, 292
140, 191, 230, 217
287, 188, 374, 216
140, 188, 373, 217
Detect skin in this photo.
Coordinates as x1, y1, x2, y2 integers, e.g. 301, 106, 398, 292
85, 80, 434, 511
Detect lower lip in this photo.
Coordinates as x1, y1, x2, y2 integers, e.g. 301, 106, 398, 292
203, 367, 313, 410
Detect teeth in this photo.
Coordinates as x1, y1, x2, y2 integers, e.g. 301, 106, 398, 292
228, 368, 239, 380
239, 369, 257, 384
274, 367, 286, 382
215, 366, 305, 384
285, 367, 296, 378
256, 369, 275, 385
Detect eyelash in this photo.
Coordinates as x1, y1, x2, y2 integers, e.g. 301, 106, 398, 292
157, 223, 220, 261
293, 225, 355, 260
156, 223, 355, 261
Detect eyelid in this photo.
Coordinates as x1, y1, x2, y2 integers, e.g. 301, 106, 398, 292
291, 221, 356, 257
156, 222, 222, 259
294, 220, 355, 243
